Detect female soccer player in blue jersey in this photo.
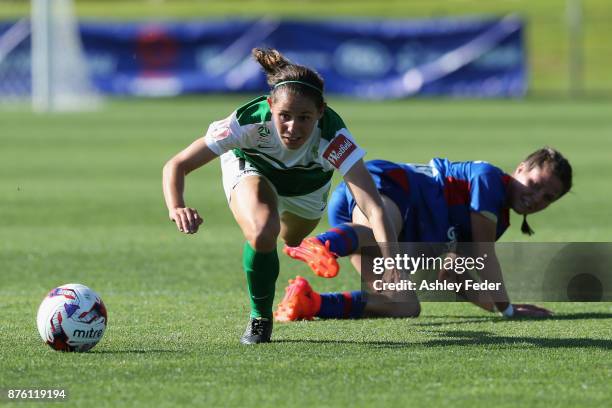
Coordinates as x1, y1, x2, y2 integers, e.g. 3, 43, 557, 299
162, 48, 398, 344
276, 147, 572, 321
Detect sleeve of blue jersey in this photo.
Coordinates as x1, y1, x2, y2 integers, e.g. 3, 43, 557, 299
469, 164, 506, 218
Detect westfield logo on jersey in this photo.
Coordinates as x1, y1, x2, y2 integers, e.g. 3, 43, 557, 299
324, 134, 356, 168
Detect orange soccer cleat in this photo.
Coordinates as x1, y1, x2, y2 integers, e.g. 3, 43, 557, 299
274, 276, 321, 322
283, 237, 340, 278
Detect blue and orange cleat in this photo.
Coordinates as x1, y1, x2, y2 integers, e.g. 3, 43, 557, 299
283, 237, 340, 278
274, 276, 321, 322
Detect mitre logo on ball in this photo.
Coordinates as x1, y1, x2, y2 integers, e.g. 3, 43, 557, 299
36, 283, 108, 352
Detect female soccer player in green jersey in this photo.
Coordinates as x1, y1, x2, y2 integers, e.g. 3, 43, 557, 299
162, 48, 398, 344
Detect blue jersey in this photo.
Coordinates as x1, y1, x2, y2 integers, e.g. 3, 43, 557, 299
328, 159, 511, 242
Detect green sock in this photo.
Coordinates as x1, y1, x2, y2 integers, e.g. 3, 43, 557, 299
242, 242, 279, 319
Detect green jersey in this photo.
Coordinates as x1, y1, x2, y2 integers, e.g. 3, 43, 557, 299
204, 96, 365, 196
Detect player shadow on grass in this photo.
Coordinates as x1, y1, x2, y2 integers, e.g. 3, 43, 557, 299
276, 325, 612, 350
415, 329, 612, 350
412, 312, 612, 327
92, 349, 180, 354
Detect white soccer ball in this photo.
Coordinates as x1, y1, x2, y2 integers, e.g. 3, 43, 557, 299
36, 283, 108, 352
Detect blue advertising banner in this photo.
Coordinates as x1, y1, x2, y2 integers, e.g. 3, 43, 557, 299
1, 16, 526, 98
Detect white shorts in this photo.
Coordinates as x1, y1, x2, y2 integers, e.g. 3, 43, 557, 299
220, 151, 331, 220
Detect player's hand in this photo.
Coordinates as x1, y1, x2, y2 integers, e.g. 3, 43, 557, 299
382, 268, 402, 285
379, 268, 410, 302
169, 207, 203, 234
512, 303, 553, 318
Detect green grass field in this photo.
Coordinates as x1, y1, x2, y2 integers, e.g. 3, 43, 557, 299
1, 97, 611, 407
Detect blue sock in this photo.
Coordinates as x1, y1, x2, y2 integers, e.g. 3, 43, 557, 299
317, 291, 367, 319
315, 224, 359, 257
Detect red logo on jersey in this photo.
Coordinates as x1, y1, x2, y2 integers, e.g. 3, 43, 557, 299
323, 134, 357, 168
443, 177, 470, 206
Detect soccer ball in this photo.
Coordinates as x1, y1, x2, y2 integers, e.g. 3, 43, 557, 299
36, 283, 108, 352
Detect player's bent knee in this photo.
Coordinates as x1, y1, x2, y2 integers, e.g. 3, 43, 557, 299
364, 299, 420, 318
282, 232, 309, 247
388, 302, 420, 318
244, 221, 280, 252
283, 238, 302, 247
410, 302, 421, 318
438, 269, 452, 282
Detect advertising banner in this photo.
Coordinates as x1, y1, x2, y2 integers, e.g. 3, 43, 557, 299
1, 15, 526, 98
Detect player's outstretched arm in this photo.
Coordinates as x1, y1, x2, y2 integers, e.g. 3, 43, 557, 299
471, 212, 512, 313
471, 212, 552, 317
342, 159, 404, 289
438, 257, 496, 313
342, 159, 397, 257
162, 138, 218, 234
344, 160, 397, 247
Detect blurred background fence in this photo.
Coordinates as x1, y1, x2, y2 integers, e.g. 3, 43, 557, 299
0, 0, 610, 98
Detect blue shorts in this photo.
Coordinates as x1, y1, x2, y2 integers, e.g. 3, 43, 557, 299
328, 160, 419, 241
328, 160, 452, 242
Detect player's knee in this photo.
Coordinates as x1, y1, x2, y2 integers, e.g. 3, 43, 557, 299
389, 301, 421, 318
245, 220, 280, 251
438, 269, 451, 281
400, 303, 421, 318
410, 302, 421, 318
282, 234, 305, 247
283, 238, 301, 247
364, 298, 420, 318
